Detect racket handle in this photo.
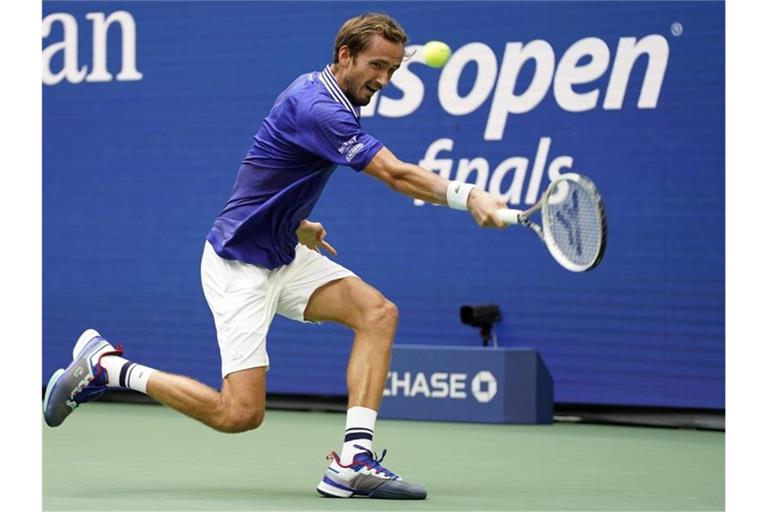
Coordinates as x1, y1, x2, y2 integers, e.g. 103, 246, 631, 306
497, 209, 523, 225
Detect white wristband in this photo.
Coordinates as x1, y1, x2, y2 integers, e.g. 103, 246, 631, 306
446, 181, 476, 211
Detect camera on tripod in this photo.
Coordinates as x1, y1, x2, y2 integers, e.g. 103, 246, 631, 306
460, 304, 501, 347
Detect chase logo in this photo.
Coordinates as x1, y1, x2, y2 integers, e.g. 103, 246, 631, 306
384, 370, 498, 403
471, 371, 498, 403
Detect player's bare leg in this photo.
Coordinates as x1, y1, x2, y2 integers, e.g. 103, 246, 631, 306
43, 327, 266, 434
146, 367, 266, 433
305, 276, 397, 411
304, 276, 427, 499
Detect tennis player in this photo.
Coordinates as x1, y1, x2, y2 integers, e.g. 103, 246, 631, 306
43, 13, 507, 499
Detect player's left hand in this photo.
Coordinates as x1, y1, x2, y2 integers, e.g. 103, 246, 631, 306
297, 220, 337, 256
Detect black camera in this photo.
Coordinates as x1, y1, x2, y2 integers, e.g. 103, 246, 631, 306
460, 304, 501, 346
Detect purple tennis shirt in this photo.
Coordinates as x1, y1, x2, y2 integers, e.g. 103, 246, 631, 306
206, 65, 383, 269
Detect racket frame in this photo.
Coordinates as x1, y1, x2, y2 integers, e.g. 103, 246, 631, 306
499, 173, 607, 272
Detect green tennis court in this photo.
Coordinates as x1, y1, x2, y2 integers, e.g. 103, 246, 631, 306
43, 403, 724, 511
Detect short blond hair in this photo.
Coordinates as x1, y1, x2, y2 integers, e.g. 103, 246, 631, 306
333, 13, 408, 63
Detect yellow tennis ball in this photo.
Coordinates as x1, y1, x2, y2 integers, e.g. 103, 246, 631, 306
423, 41, 451, 68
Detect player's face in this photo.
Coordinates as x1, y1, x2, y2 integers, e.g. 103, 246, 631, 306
338, 35, 404, 106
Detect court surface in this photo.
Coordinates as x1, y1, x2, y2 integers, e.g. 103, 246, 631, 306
43, 403, 724, 511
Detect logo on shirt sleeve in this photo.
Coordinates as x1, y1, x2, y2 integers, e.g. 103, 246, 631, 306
338, 135, 365, 162
346, 143, 365, 162
338, 135, 358, 155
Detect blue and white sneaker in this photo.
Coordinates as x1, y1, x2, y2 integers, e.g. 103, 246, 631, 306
316, 446, 427, 499
43, 329, 123, 427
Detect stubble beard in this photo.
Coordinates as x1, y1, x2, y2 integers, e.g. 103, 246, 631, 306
341, 75, 369, 106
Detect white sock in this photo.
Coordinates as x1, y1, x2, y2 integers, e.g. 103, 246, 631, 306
340, 406, 377, 465
96, 349, 156, 394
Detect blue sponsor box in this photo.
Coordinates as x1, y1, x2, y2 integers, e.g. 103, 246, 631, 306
380, 346, 553, 424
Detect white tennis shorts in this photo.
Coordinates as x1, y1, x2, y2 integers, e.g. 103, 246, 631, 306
200, 241, 356, 377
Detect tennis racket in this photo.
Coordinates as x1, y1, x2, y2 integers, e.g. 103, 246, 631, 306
497, 173, 607, 272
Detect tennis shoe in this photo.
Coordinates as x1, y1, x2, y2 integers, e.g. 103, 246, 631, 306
316, 445, 427, 499
43, 329, 123, 427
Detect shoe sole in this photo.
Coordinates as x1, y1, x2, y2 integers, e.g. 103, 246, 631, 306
72, 329, 102, 359
42, 368, 66, 425
316, 488, 346, 498
316, 477, 427, 499
316, 477, 354, 498
368, 480, 428, 500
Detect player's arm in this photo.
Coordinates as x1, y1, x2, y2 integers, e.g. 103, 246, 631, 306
363, 146, 507, 228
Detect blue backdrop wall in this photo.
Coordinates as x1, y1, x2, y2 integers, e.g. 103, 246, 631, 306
42, 1, 725, 408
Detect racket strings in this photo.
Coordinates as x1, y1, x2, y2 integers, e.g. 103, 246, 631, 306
546, 182, 603, 267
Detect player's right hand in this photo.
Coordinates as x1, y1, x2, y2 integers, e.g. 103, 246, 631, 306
467, 188, 508, 228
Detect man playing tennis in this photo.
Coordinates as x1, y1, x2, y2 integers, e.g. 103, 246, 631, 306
43, 13, 507, 499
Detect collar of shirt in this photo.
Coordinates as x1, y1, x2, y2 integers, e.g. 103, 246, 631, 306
319, 65, 361, 119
